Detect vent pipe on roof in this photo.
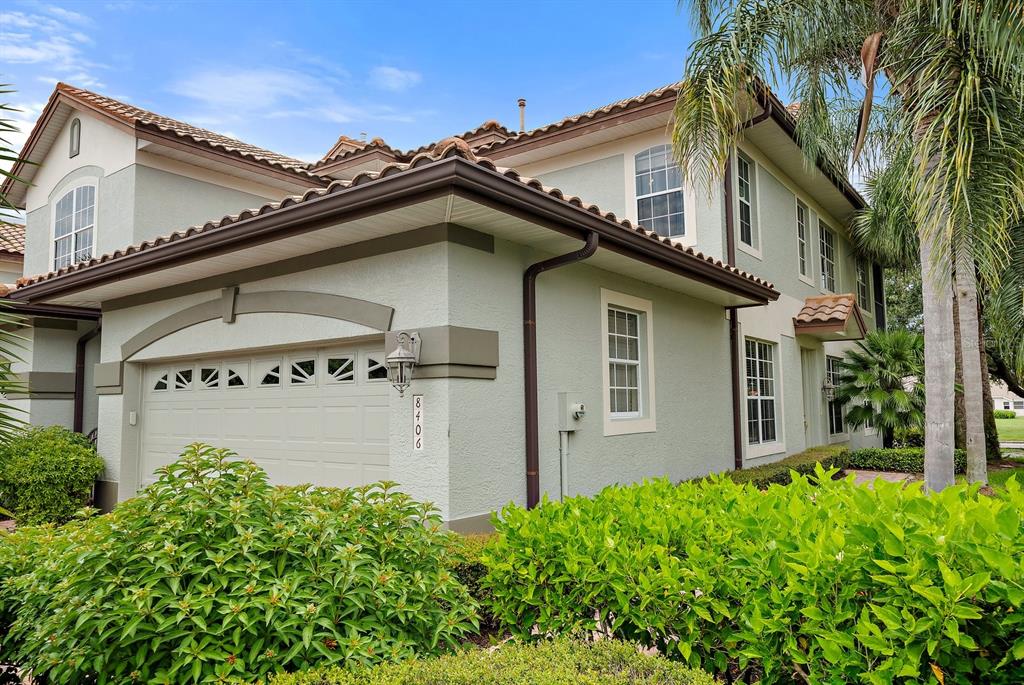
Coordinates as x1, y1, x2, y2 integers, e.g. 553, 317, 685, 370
518, 98, 526, 132
359, 131, 367, 142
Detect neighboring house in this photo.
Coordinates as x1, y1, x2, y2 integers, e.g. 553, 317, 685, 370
993, 381, 1024, 416
1, 81, 881, 529
0, 221, 25, 283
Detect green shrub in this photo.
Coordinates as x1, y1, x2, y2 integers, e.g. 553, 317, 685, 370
995, 409, 1018, 420
0, 443, 477, 684
269, 638, 714, 685
0, 425, 104, 525
447, 534, 501, 636
842, 447, 967, 473
894, 424, 925, 447
484, 470, 1024, 683
724, 444, 848, 487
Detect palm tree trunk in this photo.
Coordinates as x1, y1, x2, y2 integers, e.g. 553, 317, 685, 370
955, 243, 987, 484
920, 227, 956, 491
954, 293, 966, 449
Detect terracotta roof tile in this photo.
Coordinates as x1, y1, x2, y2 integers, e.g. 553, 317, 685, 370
0, 221, 25, 256
56, 83, 324, 181
15, 141, 774, 296
794, 294, 857, 326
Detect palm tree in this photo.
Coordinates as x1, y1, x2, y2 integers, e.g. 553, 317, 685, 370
672, 1, 1024, 491
835, 330, 924, 448
0, 85, 28, 440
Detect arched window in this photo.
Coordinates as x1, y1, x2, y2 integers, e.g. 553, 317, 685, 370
634, 144, 684, 238
53, 185, 95, 269
69, 118, 81, 158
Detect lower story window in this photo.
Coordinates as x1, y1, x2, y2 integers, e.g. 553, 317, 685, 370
608, 306, 642, 416
827, 356, 845, 434
601, 289, 656, 435
745, 339, 777, 444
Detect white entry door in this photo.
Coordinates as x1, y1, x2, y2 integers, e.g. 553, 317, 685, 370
140, 344, 390, 489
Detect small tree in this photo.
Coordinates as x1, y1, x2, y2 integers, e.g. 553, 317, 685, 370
835, 330, 924, 448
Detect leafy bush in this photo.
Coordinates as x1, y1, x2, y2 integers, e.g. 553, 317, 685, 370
0, 425, 104, 525
723, 444, 848, 487
842, 447, 966, 474
447, 534, 500, 636
894, 424, 925, 447
484, 470, 1024, 683
0, 443, 477, 684
995, 409, 1018, 420
269, 638, 714, 685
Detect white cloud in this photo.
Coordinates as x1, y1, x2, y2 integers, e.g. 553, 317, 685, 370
169, 68, 318, 111
369, 66, 422, 92
0, 9, 105, 87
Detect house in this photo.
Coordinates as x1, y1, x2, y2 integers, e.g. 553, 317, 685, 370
993, 381, 1024, 416
2, 82, 882, 530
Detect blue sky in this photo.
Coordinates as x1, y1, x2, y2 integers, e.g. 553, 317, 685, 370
2, 0, 699, 163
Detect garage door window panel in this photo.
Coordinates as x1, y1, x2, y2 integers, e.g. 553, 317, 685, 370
226, 364, 248, 388
290, 359, 316, 385
174, 369, 193, 391
366, 355, 387, 381
199, 367, 220, 389
256, 361, 282, 387
327, 356, 355, 384
153, 372, 169, 392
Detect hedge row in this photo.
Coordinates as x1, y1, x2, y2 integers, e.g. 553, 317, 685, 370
842, 447, 967, 474
484, 470, 1024, 683
0, 426, 104, 525
270, 639, 713, 685
724, 444, 848, 487
447, 533, 501, 636
995, 409, 1018, 420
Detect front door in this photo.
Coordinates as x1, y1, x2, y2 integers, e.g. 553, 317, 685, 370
800, 348, 818, 447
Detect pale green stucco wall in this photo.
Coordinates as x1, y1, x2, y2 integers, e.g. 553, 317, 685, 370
445, 236, 734, 521
532, 154, 626, 217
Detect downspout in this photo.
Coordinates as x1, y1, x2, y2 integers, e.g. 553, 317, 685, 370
723, 156, 744, 471
74, 322, 101, 433
524, 232, 599, 509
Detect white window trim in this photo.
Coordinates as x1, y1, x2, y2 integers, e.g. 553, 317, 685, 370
624, 137, 699, 248
743, 335, 786, 460
601, 288, 656, 436
796, 199, 814, 286
826, 355, 847, 439
819, 221, 837, 293
49, 178, 100, 271
735, 151, 762, 259
634, 144, 687, 242
856, 260, 874, 318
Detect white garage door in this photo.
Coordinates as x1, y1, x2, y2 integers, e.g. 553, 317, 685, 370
140, 344, 390, 488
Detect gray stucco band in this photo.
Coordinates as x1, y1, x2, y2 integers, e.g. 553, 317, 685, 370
446, 512, 495, 534
120, 290, 395, 360
103, 223, 495, 311
385, 326, 499, 379
14, 371, 76, 393
94, 361, 123, 395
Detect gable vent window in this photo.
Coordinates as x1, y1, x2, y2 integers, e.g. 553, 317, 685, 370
635, 144, 685, 238
54, 185, 96, 270
69, 118, 81, 158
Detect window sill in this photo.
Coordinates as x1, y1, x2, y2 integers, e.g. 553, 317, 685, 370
828, 432, 849, 444
798, 274, 814, 287
864, 427, 877, 436
737, 241, 762, 260
747, 441, 786, 460
603, 415, 656, 437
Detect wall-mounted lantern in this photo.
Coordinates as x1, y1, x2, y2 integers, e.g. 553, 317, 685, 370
385, 331, 420, 397
822, 378, 836, 402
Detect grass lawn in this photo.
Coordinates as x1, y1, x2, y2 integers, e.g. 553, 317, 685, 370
996, 417, 1024, 442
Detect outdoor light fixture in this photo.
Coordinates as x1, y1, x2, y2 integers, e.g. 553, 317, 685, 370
822, 379, 836, 401
385, 331, 419, 397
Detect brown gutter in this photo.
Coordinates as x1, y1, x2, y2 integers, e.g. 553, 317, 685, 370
74, 322, 100, 433
13, 158, 777, 306
523, 232, 599, 508
8, 302, 100, 320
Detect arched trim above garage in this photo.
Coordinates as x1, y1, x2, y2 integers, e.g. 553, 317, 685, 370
120, 289, 394, 361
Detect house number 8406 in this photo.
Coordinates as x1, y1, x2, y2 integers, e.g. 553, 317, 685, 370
413, 395, 424, 451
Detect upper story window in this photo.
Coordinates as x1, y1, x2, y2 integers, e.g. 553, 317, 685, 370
736, 152, 758, 249
856, 259, 870, 309
745, 338, 778, 445
796, 201, 809, 278
634, 144, 684, 238
54, 185, 95, 270
819, 221, 836, 292
69, 118, 81, 158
